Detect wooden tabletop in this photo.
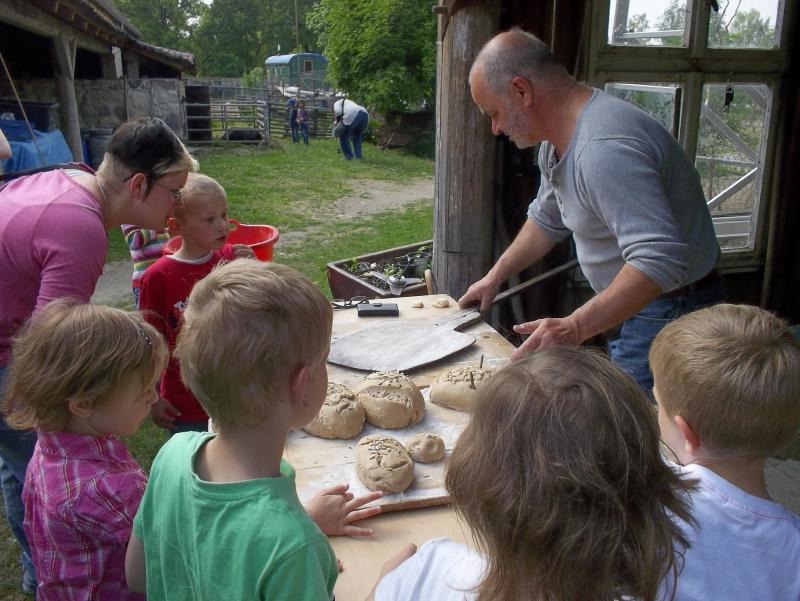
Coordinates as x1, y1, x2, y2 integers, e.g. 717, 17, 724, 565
320, 294, 516, 600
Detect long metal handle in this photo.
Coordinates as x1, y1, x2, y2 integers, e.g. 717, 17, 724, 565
491, 259, 579, 305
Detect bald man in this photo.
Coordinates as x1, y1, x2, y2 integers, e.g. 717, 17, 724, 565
458, 28, 723, 393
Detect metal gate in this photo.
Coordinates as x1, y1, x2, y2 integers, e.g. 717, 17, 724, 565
185, 84, 334, 144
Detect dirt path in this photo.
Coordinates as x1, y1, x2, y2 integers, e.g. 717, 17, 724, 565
91, 178, 433, 307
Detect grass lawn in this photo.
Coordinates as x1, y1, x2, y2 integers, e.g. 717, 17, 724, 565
0, 138, 433, 599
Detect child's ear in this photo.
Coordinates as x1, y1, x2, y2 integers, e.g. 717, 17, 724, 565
674, 415, 702, 455
288, 363, 312, 408
67, 398, 94, 419
167, 217, 180, 235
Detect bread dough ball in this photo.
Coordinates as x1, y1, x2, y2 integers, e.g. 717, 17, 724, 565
430, 366, 492, 412
355, 435, 415, 493
432, 298, 450, 308
411, 301, 424, 308
302, 383, 365, 439
354, 371, 425, 429
404, 433, 445, 463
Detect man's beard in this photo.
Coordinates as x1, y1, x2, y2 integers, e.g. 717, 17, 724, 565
505, 105, 536, 149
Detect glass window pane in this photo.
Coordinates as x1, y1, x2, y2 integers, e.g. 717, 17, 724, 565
708, 0, 778, 49
608, 0, 688, 47
605, 83, 678, 134
696, 83, 769, 250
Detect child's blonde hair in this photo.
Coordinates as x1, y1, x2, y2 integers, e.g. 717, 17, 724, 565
172, 173, 226, 221
446, 347, 694, 601
650, 303, 800, 457
176, 259, 332, 428
2, 300, 168, 431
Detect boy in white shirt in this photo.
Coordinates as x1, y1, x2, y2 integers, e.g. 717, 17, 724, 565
649, 303, 800, 601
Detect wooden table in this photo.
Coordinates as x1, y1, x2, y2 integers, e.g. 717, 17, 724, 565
301, 294, 515, 600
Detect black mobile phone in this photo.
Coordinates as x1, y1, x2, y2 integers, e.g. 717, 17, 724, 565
357, 302, 400, 317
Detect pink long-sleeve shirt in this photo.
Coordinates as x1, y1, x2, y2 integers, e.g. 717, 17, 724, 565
0, 169, 106, 364
23, 431, 146, 601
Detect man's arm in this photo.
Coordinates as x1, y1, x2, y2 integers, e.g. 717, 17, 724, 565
459, 219, 557, 312
511, 263, 662, 357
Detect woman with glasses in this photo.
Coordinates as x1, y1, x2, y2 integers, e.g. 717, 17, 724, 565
0, 116, 196, 596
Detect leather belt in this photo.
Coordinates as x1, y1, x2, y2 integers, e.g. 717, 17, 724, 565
658, 269, 720, 299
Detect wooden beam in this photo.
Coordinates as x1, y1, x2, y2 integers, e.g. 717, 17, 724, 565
52, 33, 82, 161
433, 2, 500, 299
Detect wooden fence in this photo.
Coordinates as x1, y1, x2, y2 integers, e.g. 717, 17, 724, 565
185, 85, 334, 144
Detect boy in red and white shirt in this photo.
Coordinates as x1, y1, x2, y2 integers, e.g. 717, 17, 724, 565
139, 173, 253, 434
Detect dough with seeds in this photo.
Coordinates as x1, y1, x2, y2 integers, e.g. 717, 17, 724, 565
303, 383, 365, 439
404, 433, 445, 463
354, 371, 425, 429
355, 435, 415, 493
430, 366, 492, 412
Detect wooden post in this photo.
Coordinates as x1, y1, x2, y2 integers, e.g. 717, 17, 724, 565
433, 2, 499, 299
52, 34, 82, 162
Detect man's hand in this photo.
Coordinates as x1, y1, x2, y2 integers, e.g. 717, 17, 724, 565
232, 244, 255, 258
458, 276, 500, 313
305, 483, 383, 537
150, 396, 181, 429
511, 316, 582, 358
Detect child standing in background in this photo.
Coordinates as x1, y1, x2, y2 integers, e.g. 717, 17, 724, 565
120, 225, 171, 307
297, 100, 310, 145
2, 301, 168, 600
288, 97, 299, 143
138, 173, 253, 435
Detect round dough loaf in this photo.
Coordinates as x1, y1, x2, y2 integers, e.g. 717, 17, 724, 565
302, 383, 365, 439
404, 432, 445, 463
355, 435, 415, 493
430, 366, 491, 412
354, 371, 425, 429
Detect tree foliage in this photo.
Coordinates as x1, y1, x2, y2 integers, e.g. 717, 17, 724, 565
117, 0, 320, 77
113, 0, 205, 51
307, 0, 436, 115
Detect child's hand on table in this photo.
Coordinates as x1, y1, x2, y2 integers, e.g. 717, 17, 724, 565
305, 483, 383, 537
150, 396, 181, 429
232, 244, 255, 258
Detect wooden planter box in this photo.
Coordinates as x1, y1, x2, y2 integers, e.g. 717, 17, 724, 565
326, 240, 432, 299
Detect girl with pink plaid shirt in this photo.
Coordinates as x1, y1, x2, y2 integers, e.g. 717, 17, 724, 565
2, 301, 168, 600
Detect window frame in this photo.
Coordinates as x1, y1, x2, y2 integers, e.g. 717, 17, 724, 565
585, 0, 794, 269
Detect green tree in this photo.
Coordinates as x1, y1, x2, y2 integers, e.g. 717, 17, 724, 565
308, 0, 436, 115
190, 0, 318, 77
113, 0, 204, 50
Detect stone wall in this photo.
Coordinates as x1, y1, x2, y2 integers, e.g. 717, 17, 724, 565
0, 78, 186, 138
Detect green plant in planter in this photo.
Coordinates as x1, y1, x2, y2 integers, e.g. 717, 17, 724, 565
348, 257, 359, 273
384, 265, 400, 277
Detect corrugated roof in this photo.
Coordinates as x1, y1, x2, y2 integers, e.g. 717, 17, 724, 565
265, 53, 327, 66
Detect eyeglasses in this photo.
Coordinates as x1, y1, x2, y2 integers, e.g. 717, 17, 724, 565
331, 296, 367, 310
122, 173, 181, 201
152, 181, 182, 201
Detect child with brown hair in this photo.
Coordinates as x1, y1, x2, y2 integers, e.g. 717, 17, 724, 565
3, 300, 168, 600
126, 259, 381, 600
650, 303, 800, 600
371, 346, 694, 601
138, 172, 253, 434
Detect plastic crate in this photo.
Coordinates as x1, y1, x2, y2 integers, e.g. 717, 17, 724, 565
0, 99, 59, 131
